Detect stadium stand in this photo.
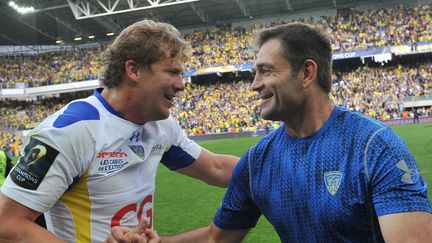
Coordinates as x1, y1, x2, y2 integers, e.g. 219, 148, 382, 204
1, 2, 431, 150
0, 130, 21, 158
1, 3, 431, 87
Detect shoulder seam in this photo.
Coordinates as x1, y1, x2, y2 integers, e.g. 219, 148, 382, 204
248, 145, 256, 203
363, 126, 388, 183
343, 109, 387, 128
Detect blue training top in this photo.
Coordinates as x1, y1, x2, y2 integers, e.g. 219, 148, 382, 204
214, 105, 431, 242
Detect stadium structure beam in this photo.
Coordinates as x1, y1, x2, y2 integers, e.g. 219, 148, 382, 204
0, 7, 58, 42
0, 34, 26, 46
14, 2, 89, 42
67, 0, 200, 20
143, 9, 164, 21
92, 16, 122, 33
43, 11, 84, 37
33, 4, 69, 13
233, 0, 251, 18
188, 2, 210, 23
284, 0, 293, 11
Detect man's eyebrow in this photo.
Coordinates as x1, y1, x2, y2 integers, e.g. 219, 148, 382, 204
165, 67, 183, 73
255, 63, 274, 69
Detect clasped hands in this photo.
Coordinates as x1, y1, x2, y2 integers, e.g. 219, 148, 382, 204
104, 218, 161, 243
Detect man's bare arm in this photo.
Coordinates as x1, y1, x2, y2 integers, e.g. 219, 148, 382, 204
176, 149, 239, 187
162, 223, 249, 243
0, 193, 66, 243
379, 211, 432, 243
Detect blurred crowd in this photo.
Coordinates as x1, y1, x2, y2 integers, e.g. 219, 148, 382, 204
1, 3, 431, 87
0, 130, 21, 158
332, 63, 431, 120
0, 46, 103, 88
1, 61, 430, 141
171, 81, 278, 136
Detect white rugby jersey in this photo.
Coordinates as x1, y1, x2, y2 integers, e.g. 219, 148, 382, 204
2, 89, 201, 243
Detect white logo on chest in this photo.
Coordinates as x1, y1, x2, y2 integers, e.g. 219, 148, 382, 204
324, 171, 343, 196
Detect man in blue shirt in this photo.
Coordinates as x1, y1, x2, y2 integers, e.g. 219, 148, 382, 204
108, 22, 432, 242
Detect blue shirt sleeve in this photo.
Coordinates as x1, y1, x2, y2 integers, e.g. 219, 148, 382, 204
213, 149, 262, 229
367, 128, 432, 216
161, 145, 196, 170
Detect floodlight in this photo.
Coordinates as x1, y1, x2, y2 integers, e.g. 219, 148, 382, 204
106, 32, 114, 36
74, 37, 82, 41
9, 1, 34, 14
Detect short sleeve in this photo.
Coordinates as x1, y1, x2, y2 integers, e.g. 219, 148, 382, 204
160, 116, 201, 170
367, 128, 432, 216
213, 149, 261, 229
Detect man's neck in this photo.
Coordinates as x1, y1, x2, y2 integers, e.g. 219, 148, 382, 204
101, 87, 143, 124
284, 98, 334, 138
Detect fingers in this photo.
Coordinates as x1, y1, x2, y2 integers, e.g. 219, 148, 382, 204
105, 232, 130, 243
132, 218, 150, 235
111, 226, 132, 242
104, 234, 115, 243
145, 228, 161, 243
130, 233, 148, 243
105, 219, 153, 243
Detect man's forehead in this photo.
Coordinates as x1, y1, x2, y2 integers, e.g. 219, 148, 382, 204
160, 57, 184, 68
257, 39, 282, 56
255, 39, 286, 66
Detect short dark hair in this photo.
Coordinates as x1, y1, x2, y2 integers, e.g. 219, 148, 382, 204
256, 22, 333, 93
100, 19, 192, 88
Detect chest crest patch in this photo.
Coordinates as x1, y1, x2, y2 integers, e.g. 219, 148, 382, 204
129, 145, 145, 160
324, 171, 343, 196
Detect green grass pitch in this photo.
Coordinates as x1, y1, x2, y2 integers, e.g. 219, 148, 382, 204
155, 122, 432, 242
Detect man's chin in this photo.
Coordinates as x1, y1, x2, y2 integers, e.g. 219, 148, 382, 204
153, 111, 170, 121
259, 106, 268, 116
260, 109, 277, 121
260, 112, 271, 120
161, 112, 170, 120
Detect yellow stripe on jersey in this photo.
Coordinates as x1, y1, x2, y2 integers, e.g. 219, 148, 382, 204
59, 170, 91, 243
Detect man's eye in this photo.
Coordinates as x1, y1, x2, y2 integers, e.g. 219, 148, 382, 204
262, 69, 271, 75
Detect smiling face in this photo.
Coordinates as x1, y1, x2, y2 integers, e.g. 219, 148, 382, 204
134, 55, 185, 122
251, 38, 305, 122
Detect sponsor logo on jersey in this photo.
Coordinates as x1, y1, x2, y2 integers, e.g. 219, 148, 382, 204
129, 131, 140, 142
97, 158, 129, 174
324, 171, 343, 196
151, 144, 164, 153
396, 160, 417, 183
111, 194, 153, 229
96, 150, 129, 173
96, 151, 128, 159
129, 145, 145, 160
10, 138, 59, 190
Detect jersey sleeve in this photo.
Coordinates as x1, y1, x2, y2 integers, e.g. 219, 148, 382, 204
160, 116, 201, 170
366, 128, 432, 216
213, 149, 261, 230
1, 110, 95, 213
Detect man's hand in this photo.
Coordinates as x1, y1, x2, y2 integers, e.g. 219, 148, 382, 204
104, 218, 161, 243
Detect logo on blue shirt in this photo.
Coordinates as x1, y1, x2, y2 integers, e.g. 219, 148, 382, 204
324, 171, 343, 196
396, 160, 417, 183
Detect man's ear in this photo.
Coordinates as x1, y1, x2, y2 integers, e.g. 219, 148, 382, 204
301, 59, 318, 89
124, 60, 139, 82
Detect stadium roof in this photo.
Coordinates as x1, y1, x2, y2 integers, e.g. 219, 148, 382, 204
0, 0, 413, 46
